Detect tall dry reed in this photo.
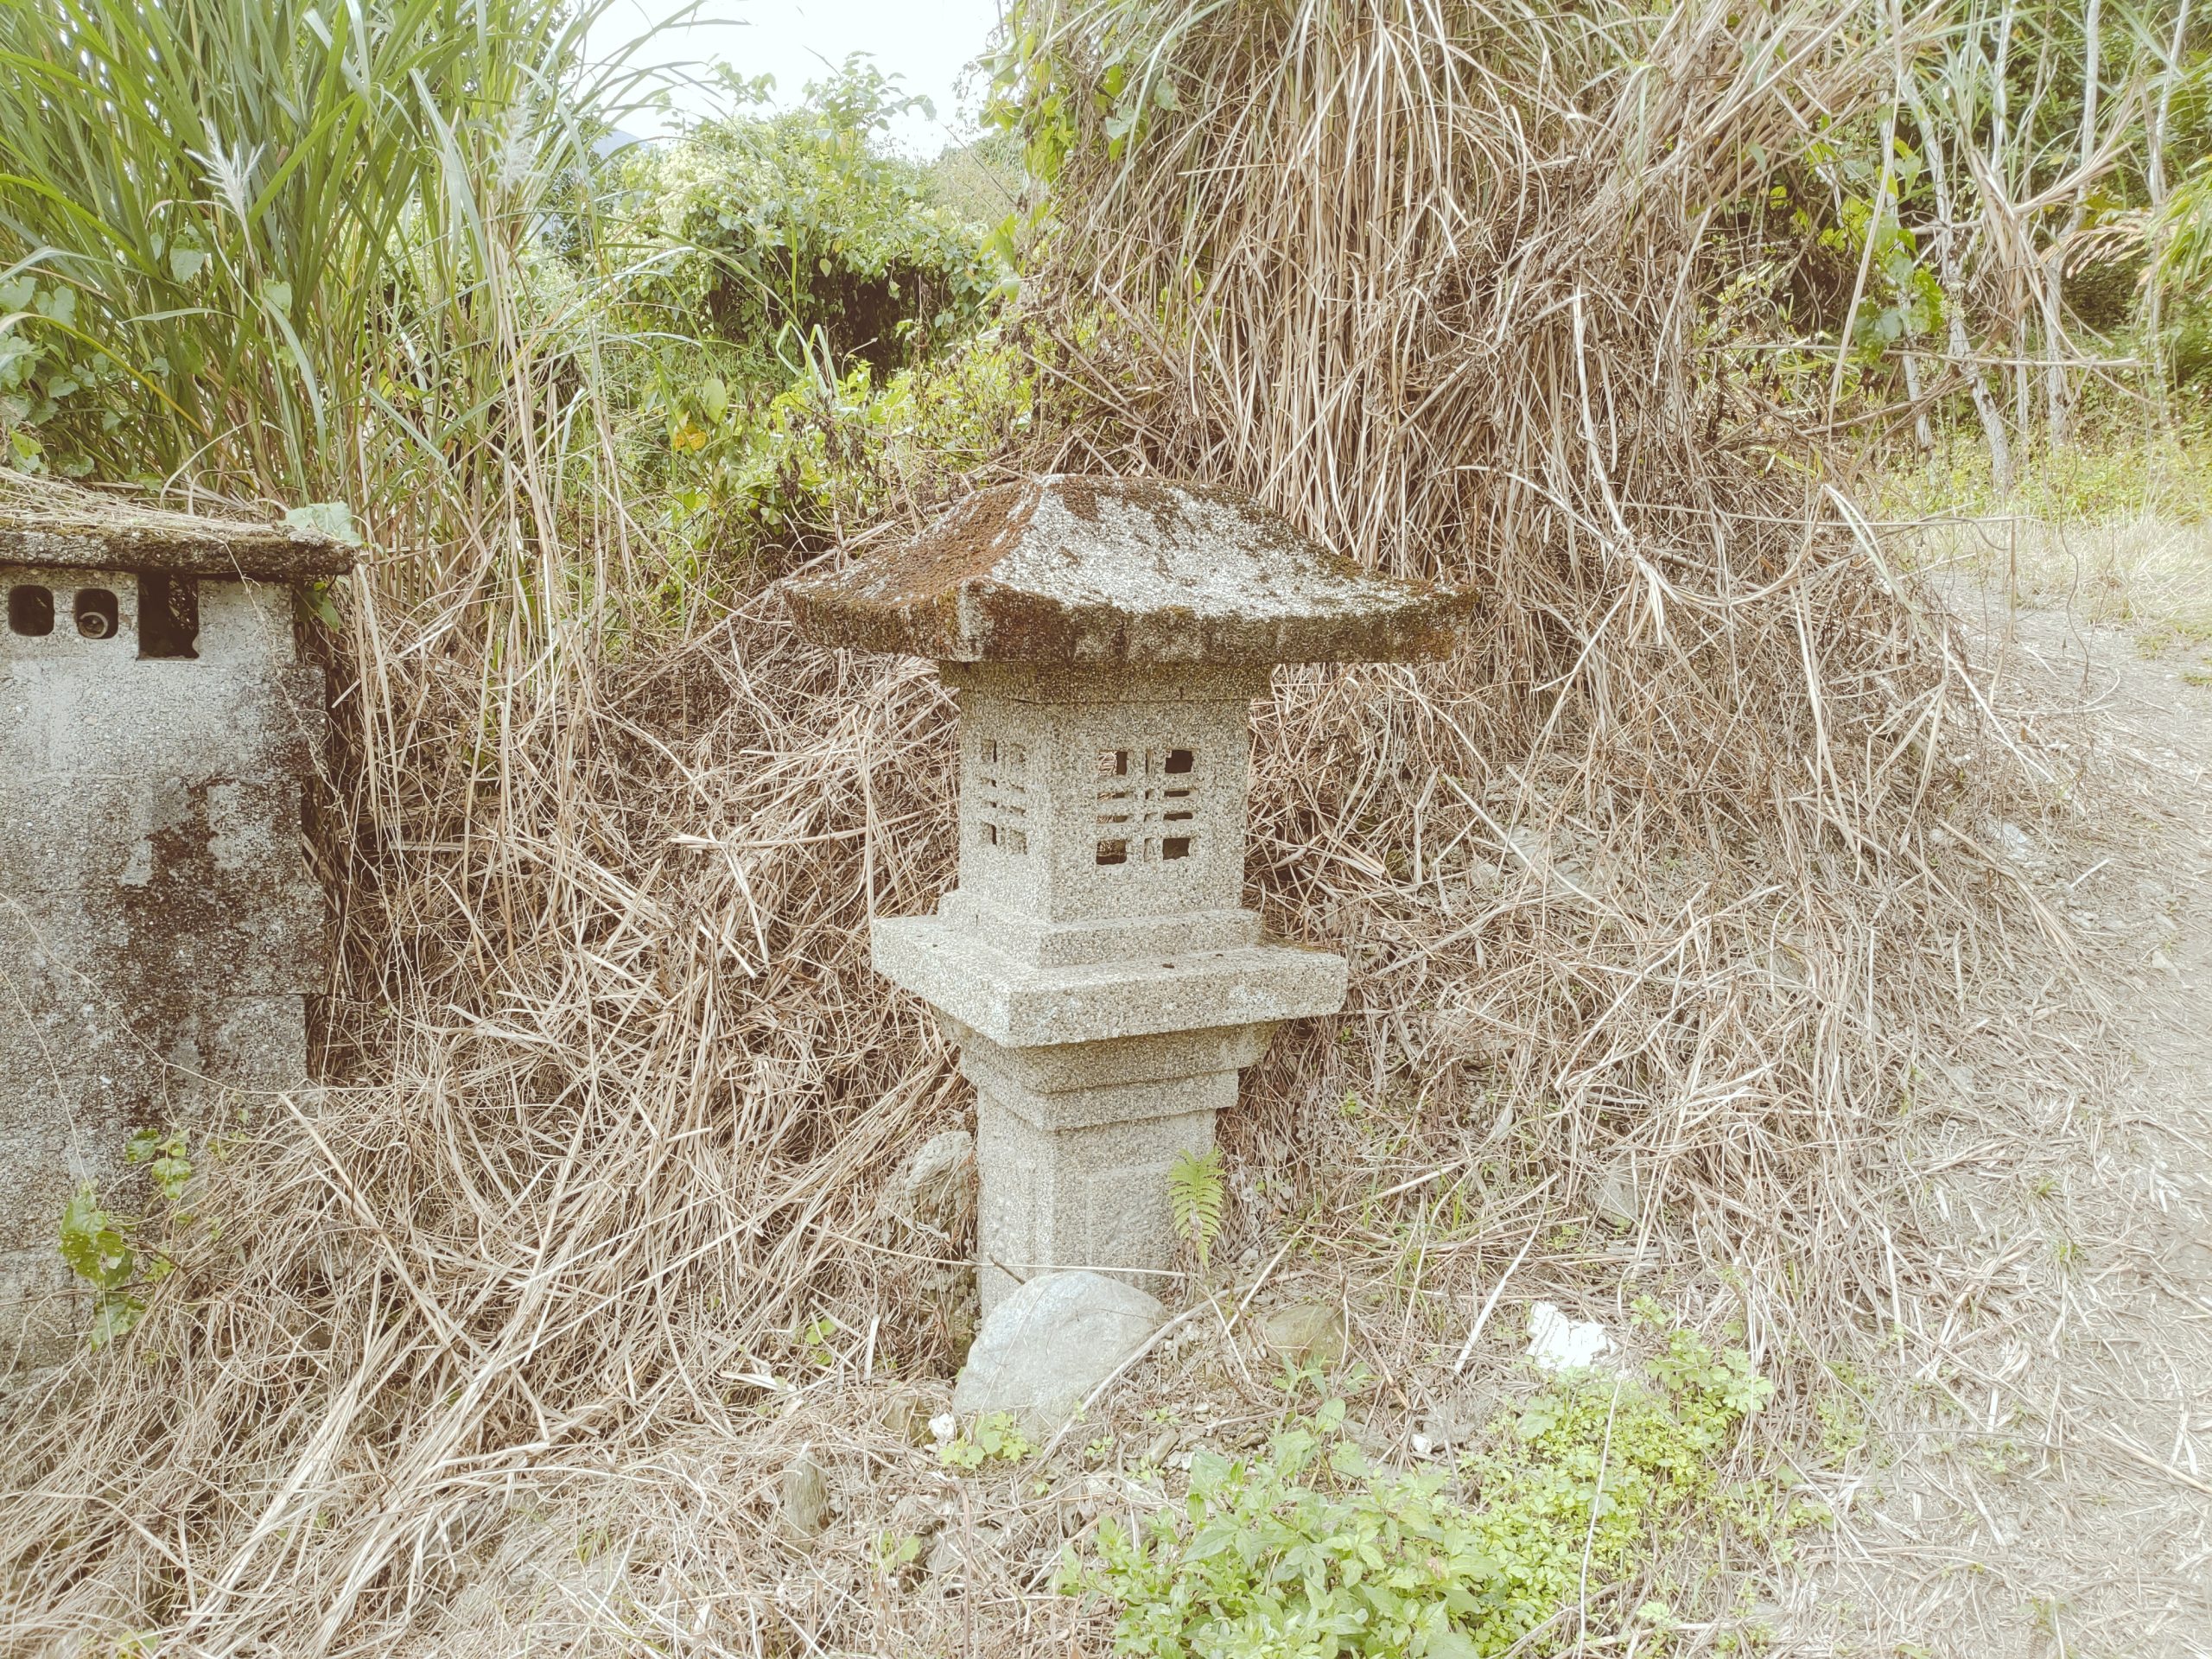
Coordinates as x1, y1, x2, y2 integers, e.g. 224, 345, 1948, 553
1003, 0, 2053, 1317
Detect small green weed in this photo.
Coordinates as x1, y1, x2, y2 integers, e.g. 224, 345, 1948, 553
1168, 1147, 1226, 1272
1814, 1388, 1868, 1464
57, 1185, 155, 1346
127, 1128, 193, 1206
798, 1313, 840, 1369
56, 1128, 197, 1345
938, 1410, 1034, 1470
874, 1528, 925, 1579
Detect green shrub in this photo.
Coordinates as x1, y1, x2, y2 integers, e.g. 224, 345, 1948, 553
632, 59, 1007, 381
645, 325, 1033, 582
0, 0, 621, 501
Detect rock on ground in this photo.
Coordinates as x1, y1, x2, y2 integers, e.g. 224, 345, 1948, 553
950, 1270, 1164, 1440
1257, 1300, 1348, 1371
778, 1452, 830, 1540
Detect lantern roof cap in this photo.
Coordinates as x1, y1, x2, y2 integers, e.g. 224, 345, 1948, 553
781, 474, 1471, 665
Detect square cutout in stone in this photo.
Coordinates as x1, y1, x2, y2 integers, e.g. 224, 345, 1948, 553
138, 573, 200, 659
976, 730, 1031, 853
8, 583, 54, 637
73, 588, 118, 640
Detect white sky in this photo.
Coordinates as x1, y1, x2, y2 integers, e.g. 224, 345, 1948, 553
586, 0, 1010, 156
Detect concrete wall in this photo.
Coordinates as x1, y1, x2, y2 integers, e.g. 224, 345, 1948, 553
0, 564, 327, 1368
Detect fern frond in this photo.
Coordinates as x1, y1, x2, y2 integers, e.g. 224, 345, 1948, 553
1166, 1147, 1225, 1273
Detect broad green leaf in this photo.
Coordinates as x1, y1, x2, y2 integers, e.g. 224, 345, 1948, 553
286, 500, 363, 546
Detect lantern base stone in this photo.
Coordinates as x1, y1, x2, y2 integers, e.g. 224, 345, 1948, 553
975, 1090, 1217, 1313
935, 1017, 1290, 1315
875, 916, 1345, 1313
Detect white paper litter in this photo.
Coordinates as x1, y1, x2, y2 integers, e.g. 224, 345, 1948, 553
1525, 1300, 1614, 1371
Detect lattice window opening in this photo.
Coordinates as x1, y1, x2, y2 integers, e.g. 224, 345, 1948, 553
974, 734, 1031, 855
1093, 746, 1203, 868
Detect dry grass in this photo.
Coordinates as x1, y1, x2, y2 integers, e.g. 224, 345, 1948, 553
1015, 0, 2067, 1335
0, 2, 2127, 1654
1778, 598, 2212, 1656
1911, 510, 2212, 648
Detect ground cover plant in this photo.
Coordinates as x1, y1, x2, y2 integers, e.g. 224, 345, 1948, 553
1069, 1317, 1778, 1658
2, 0, 2209, 1653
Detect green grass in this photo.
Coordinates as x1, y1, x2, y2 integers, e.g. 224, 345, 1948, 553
0, 0, 638, 519
1879, 408, 2212, 647
1878, 410, 2212, 530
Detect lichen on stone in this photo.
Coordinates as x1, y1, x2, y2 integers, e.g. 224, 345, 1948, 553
781, 475, 1474, 664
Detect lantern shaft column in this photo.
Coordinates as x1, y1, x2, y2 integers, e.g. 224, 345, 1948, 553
874, 914, 1343, 1313
955, 1020, 1271, 1309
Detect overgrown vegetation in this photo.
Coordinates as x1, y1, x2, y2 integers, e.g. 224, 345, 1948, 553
2, 0, 2205, 1652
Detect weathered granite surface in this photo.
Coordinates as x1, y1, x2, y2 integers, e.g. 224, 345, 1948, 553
794, 476, 1472, 1321
951, 1269, 1165, 1438
874, 919, 1342, 1049
935, 662, 1262, 967
948, 1020, 1282, 1306
781, 475, 1471, 664
865, 655, 1346, 1312
0, 476, 350, 582
2, 563, 327, 1368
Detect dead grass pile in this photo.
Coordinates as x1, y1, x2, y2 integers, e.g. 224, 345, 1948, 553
1012, 0, 2057, 1322
0, 2, 2087, 1652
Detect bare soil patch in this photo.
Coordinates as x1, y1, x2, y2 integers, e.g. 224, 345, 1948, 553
1791, 590, 2212, 1656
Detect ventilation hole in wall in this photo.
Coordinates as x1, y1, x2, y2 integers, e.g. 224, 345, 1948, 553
137, 573, 200, 659
1005, 828, 1027, 854
980, 738, 998, 764
1006, 741, 1027, 766
1163, 809, 1194, 823
981, 823, 998, 846
1097, 748, 1128, 777
1096, 837, 1128, 867
73, 588, 119, 639
7, 584, 54, 637
1162, 836, 1193, 861
1163, 747, 1195, 774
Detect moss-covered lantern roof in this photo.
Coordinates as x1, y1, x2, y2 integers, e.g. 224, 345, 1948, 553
780, 475, 1471, 665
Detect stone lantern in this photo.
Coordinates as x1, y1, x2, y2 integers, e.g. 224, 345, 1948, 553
785, 476, 1469, 1312
1, 484, 346, 1363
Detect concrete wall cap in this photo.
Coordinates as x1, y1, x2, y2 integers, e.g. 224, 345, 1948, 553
780, 474, 1472, 664
0, 475, 352, 581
